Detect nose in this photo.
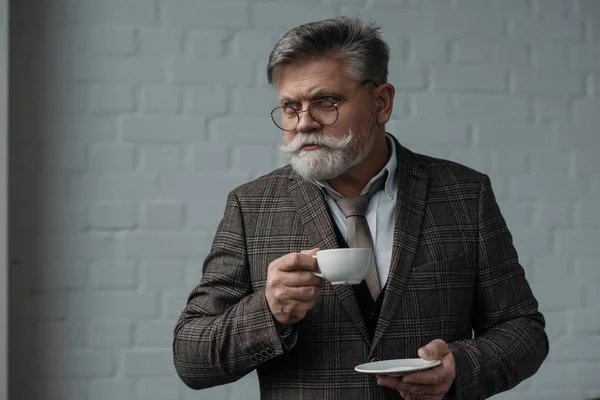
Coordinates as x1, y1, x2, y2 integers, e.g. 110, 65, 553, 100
296, 109, 322, 133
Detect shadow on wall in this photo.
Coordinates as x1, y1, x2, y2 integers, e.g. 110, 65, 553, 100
9, 0, 66, 398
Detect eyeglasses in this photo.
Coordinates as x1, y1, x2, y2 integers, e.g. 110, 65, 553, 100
269, 80, 377, 132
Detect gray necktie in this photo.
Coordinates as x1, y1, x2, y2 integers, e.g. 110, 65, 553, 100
328, 174, 387, 300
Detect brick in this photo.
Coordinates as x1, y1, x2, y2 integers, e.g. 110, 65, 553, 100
432, 66, 507, 92
387, 64, 427, 90
89, 203, 137, 229
90, 262, 137, 289
85, 27, 135, 55
531, 257, 573, 284
510, 177, 584, 201
118, 232, 212, 258
410, 93, 454, 118
41, 351, 113, 378
45, 233, 114, 262
42, 144, 86, 172
534, 96, 572, 123
232, 30, 280, 59
70, 173, 156, 201
511, 228, 550, 257
342, 7, 425, 38
41, 380, 88, 400
477, 123, 551, 149
530, 150, 570, 175
512, 69, 585, 95
533, 0, 573, 17
534, 202, 571, 228
232, 145, 276, 172
120, 116, 206, 143
575, 201, 600, 227
141, 201, 184, 229
495, 41, 530, 67
34, 322, 87, 350
140, 86, 182, 114
531, 43, 570, 70
511, 16, 584, 41
579, 0, 600, 15
490, 150, 528, 174
188, 201, 227, 229
89, 322, 132, 349
555, 230, 600, 255
140, 146, 183, 171
193, 144, 231, 172
28, 294, 69, 319
454, 94, 530, 121
572, 364, 600, 390
165, 293, 189, 318
531, 283, 583, 311
72, 0, 157, 25
32, 263, 88, 290
570, 311, 600, 334
15, 82, 88, 115
138, 28, 183, 56
136, 377, 180, 400
453, 39, 495, 65
122, 350, 174, 376
553, 336, 600, 361
52, 116, 118, 143
442, 150, 488, 173
386, 120, 470, 147
251, 3, 337, 29
408, 36, 448, 64
89, 85, 134, 113
187, 29, 229, 57
575, 257, 600, 281
89, 380, 134, 400
165, 2, 249, 28
541, 311, 568, 341
233, 88, 277, 116
135, 320, 178, 347
574, 150, 598, 175
75, 57, 165, 84
171, 59, 254, 86
574, 98, 600, 124
497, 201, 532, 228
194, 88, 228, 115
455, 0, 532, 14
210, 117, 279, 145
556, 126, 599, 149
570, 44, 600, 70
88, 144, 136, 171
69, 292, 158, 319
530, 363, 571, 391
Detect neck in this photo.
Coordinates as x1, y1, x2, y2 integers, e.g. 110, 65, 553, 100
326, 133, 390, 197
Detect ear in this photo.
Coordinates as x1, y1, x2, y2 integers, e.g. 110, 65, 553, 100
373, 83, 395, 125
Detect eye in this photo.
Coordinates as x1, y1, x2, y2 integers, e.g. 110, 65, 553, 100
283, 101, 299, 109
317, 96, 337, 103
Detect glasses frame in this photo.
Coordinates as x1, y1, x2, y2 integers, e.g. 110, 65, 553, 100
269, 79, 378, 132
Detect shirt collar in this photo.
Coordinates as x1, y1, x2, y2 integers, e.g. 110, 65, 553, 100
312, 133, 398, 200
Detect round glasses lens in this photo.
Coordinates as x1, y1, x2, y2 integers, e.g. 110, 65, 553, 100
309, 101, 338, 125
271, 107, 298, 131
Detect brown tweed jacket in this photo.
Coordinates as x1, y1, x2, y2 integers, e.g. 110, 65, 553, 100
173, 136, 549, 400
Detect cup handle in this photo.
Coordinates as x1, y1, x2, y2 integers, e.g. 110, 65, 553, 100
311, 255, 323, 277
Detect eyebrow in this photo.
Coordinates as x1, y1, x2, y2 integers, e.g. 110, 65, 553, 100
278, 88, 345, 105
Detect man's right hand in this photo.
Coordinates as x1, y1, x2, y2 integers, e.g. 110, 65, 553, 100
265, 248, 323, 326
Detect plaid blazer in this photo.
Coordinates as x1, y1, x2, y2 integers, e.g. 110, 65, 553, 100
173, 136, 548, 400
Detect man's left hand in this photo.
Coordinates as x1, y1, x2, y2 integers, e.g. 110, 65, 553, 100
376, 339, 455, 399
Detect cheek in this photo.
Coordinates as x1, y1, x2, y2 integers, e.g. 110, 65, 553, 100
283, 132, 295, 143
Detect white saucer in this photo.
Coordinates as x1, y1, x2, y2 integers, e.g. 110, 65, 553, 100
355, 359, 441, 377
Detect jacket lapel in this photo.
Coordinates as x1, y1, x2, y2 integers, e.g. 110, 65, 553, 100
370, 140, 429, 354
287, 172, 370, 343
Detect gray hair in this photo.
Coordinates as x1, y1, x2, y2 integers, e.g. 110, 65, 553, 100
267, 17, 390, 87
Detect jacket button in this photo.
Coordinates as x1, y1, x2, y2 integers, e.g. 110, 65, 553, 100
261, 349, 270, 358
250, 355, 258, 363
266, 347, 275, 356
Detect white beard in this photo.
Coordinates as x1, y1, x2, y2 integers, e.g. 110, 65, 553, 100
279, 121, 377, 181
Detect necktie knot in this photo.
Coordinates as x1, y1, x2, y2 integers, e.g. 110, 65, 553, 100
328, 172, 387, 217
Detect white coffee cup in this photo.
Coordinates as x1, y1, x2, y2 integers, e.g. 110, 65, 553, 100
312, 248, 372, 285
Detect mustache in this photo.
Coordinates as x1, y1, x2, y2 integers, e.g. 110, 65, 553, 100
279, 132, 353, 154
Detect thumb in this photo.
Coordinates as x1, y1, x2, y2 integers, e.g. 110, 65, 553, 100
418, 339, 449, 361
300, 248, 320, 255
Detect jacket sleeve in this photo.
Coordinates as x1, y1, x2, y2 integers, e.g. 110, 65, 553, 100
447, 174, 549, 399
172, 191, 298, 390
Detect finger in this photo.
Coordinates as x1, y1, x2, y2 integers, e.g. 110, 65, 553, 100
401, 368, 444, 386
278, 270, 323, 287
418, 339, 450, 361
274, 252, 319, 272
376, 375, 401, 390
282, 285, 321, 302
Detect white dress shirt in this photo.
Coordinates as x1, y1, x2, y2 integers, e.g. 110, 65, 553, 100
313, 135, 398, 288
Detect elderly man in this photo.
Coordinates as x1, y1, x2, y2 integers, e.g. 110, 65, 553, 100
173, 17, 548, 400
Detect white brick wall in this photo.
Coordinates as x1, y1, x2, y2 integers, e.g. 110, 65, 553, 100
8, 0, 600, 399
